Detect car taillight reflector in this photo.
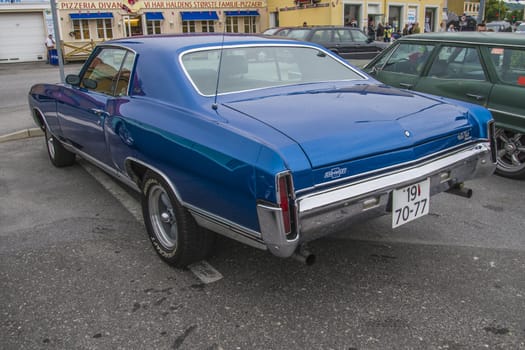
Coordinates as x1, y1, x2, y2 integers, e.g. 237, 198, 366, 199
277, 174, 292, 235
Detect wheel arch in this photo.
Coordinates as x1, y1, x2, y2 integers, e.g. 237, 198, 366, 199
31, 107, 47, 131
124, 157, 185, 203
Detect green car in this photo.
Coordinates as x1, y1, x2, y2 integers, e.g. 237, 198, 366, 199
364, 32, 525, 179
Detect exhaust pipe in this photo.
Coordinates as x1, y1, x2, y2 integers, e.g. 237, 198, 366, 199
446, 183, 473, 198
292, 244, 316, 266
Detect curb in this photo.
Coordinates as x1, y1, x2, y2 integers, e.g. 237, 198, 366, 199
0, 128, 44, 143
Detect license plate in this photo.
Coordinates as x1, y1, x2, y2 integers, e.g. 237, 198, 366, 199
392, 178, 430, 228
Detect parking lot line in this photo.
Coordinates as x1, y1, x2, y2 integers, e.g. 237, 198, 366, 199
79, 159, 224, 284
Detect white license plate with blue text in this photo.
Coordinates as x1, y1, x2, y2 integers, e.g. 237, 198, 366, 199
392, 178, 430, 228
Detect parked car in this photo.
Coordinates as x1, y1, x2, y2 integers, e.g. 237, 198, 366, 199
28, 34, 495, 267
261, 27, 292, 36
486, 21, 512, 32
516, 23, 525, 33
270, 26, 388, 60
364, 32, 525, 179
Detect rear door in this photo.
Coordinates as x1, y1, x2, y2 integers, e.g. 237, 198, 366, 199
331, 28, 358, 59
415, 44, 494, 106
348, 28, 383, 59
483, 45, 525, 134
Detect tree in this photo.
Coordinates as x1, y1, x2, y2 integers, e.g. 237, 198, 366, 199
485, 0, 508, 21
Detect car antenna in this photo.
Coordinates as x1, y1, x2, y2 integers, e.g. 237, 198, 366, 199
212, 23, 227, 111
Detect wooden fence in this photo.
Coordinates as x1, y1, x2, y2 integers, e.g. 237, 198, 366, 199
60, 40, 103, 62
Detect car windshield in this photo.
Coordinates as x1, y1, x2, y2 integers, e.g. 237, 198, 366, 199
181, 45, 365, 95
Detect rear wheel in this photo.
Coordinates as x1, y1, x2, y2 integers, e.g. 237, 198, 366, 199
45, 128, 75, 167
141, 171, 215, 267
495, 128, 525, 179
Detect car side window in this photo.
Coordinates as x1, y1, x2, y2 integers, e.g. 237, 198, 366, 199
81, 48, 127, 95
311, 30, 332, 43
428, 46, 486, 80
334, 29, 352, 42
350, 29, 369, 43
488, 47, 525, 87
381, 43, 435, 75
114, 51, 135, 96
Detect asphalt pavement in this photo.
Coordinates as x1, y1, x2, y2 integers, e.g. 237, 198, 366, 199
1, 62, 525, 349
0, 61, 82, 141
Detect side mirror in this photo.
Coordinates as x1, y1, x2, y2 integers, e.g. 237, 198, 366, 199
366, 38, 374, 44
65, 74, 80, 86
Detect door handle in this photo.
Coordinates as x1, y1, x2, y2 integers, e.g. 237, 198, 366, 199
399, 83, 414, 89
465, 93, 485, 101
90, 108, 110, 117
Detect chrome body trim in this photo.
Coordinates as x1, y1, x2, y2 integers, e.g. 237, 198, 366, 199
62, 143, 140, 191
189, 206, 267, 251
257, 142, 495, 258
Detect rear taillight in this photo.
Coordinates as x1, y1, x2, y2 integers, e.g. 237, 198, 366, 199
276, 172, 296, 236
488, 120, 497, 163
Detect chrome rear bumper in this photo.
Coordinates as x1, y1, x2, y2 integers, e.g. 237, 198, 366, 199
257, 142, 495, 258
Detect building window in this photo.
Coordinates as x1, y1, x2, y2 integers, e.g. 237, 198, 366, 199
226, 17, 238, 33
96, 19, 113, 40
147, 20, 162, 34
182, 20, 196, 33
243, 16, 257, 33
201, 20, 215, 33
72, 19, 90, 40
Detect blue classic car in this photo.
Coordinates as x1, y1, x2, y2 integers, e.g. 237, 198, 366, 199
28, 34, 496, 266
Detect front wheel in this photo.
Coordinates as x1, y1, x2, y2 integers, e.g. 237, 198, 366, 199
45, 128, 75, 167
495, 128, 525, 179
141, 171, 215, 267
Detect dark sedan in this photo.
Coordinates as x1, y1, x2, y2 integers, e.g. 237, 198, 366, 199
274, 26, 388, 60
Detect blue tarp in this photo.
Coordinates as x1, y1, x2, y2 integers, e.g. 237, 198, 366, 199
180, 11, 219, 21
69, 13, 113, 19
224, 11, 259, 16
145, 12, 164, 20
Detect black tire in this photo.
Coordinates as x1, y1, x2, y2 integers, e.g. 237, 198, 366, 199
141, 171, 215, 267
45, 128, 75, 167
495, 128, 525, 179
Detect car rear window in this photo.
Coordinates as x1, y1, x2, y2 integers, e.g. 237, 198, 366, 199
181, 45, 365, 95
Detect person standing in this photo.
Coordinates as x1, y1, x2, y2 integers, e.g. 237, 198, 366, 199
384, 24, 392, 42
367, 19, 376, 41
376, 22, 384, 41
402, 23, 410, 36
45, 34, 55, 64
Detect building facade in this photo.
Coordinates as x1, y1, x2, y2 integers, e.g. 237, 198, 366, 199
1, 0, 448, 63
0, 0, 53, 63
268, 0, 446, 34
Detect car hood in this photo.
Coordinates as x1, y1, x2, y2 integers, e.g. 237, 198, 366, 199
222, 84, 473, 168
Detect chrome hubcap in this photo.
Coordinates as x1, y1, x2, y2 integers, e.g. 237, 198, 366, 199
148, 184, 177, 250
496, 128, 525, 173
47, 136, 56, 159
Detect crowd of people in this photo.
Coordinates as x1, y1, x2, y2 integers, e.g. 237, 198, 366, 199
359, 13, 494, 43
364, 20, 421, 42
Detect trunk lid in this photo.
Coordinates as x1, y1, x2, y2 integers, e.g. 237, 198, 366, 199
222, 84, 472, 168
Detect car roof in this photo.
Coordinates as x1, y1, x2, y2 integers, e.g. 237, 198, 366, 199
396, 32, 525, 46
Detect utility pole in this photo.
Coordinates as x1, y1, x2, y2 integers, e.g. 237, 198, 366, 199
49, 0, 65, 83
478, 0, 486, 23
